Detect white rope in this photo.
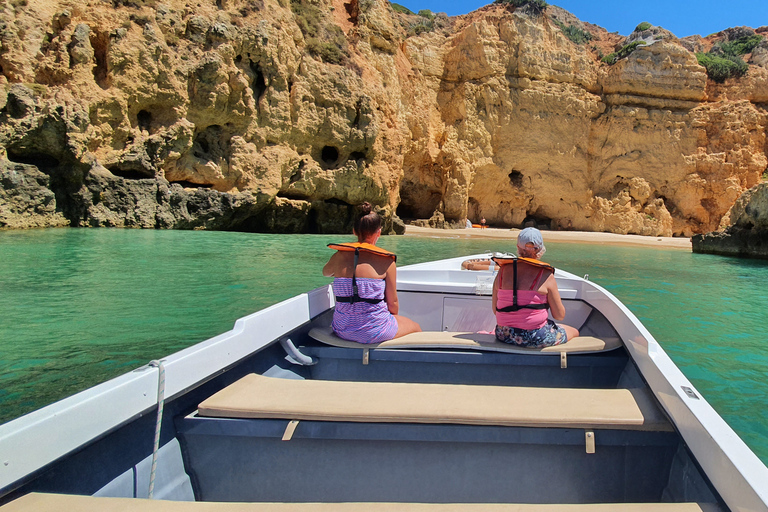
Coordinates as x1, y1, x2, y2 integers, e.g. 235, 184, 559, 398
147, 360, 166, 499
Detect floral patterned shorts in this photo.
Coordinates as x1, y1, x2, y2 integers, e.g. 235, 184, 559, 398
495, 319, 567, 348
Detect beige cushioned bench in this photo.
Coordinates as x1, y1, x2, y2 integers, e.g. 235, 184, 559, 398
1, 493, 723, 511
308, 327, 621, 354
198, 373, 672, 431
308, 327, 622, 367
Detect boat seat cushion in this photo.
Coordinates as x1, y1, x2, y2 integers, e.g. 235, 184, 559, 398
198, 373, 672, 431
308, 327, 621, 354
1, 493, 723, 511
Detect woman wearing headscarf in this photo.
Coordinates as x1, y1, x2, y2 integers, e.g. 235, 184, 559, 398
492, 227, 579, 347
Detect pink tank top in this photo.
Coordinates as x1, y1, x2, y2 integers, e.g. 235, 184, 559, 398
495, 267, 549, 330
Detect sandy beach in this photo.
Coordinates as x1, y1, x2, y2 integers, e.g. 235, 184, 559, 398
403, 225, 692, 250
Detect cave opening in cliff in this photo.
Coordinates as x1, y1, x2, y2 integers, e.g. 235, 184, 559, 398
193, 125, 228, 163
277, 190, 311, 201
307, 199, 354, 234
508, 170, 524, 188
397, 188, 442, 221
137, 110, 152, 133
321, 146, 339, 167
349, 151, 366, 164
90, 30, 110, 90
108, 167, 152, 180
6, 150, 60, 171
307, 208, 319, 234
250, 61, 267, 101
522, 214, 552, 230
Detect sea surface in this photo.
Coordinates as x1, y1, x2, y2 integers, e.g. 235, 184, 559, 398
1, 228, 767, 466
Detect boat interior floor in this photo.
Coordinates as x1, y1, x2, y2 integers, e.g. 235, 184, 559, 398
165, 297, 723, 508
173, 366, 718, 505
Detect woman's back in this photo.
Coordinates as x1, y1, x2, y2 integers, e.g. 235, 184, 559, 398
497, 262, 551, 293
325, 251, 393, 280
495, 261, 552, 330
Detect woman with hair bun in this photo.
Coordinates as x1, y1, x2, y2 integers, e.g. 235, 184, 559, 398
323, 202, 421, 343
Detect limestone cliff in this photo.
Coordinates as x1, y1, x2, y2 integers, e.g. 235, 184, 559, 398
692, 181, 768, 258
0, 0, 766, 235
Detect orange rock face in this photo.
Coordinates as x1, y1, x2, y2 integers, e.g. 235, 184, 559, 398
0, 0, 765, 234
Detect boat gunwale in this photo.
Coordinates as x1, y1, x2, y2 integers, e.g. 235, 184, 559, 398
0, 289, 332, 496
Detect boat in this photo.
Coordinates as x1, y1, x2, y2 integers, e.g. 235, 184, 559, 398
1, 253, 767, 511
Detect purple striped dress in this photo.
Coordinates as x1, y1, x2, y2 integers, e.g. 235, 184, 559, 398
331, 277, 399, 343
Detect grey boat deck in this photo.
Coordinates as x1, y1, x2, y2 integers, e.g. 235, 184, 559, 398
174, 326, 719, 506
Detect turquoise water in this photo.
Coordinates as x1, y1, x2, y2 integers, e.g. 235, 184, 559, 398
1, 228, 767, 466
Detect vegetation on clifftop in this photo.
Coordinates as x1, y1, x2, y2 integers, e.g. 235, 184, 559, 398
390, 5, 447, 36
409, 9, 437, 35
696, 33, 763, 82
494, 0, 548, 15
635, 22, 652, 32
390, 3, 414, 14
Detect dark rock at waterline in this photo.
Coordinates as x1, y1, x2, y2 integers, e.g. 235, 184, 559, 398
0, 162, 69, 228
692, 228, 768, 259
692, 183, 768, 259
1, 161, 405, 234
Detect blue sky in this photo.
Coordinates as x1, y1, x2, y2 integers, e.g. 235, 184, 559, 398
393, 0, 768, 38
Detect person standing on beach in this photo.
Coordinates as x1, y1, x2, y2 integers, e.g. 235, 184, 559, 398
492, 228, 579, 347
323, 202, 421, 343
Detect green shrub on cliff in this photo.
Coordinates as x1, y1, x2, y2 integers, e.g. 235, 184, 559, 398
696, 52, 748, 82
695, 34, 761, 82
409, 19, 434, 35
553, 20, 593, 45
291, 0, 349, 64
390, 3, 415, 15
601, 41, 646, 65
404, 10, 441, 36
495, 0, 548, 15
635, 22, 652, 32
717, 34, 763, 56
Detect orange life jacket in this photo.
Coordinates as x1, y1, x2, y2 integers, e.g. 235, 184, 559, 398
327, 242, 397, 262
328, 243, 396, 304
491, 255, 554, 312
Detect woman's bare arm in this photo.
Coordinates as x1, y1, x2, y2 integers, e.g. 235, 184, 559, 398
546, 274, 566, 321
491, 271, 500, 314
384, 262, 399, 315
322, 253, 340, 277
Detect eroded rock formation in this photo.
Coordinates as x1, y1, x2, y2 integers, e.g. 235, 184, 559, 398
0, 0, 766, 235
692, 182, 768, 258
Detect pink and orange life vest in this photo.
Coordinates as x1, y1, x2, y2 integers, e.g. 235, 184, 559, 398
491, 255, 554, 312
